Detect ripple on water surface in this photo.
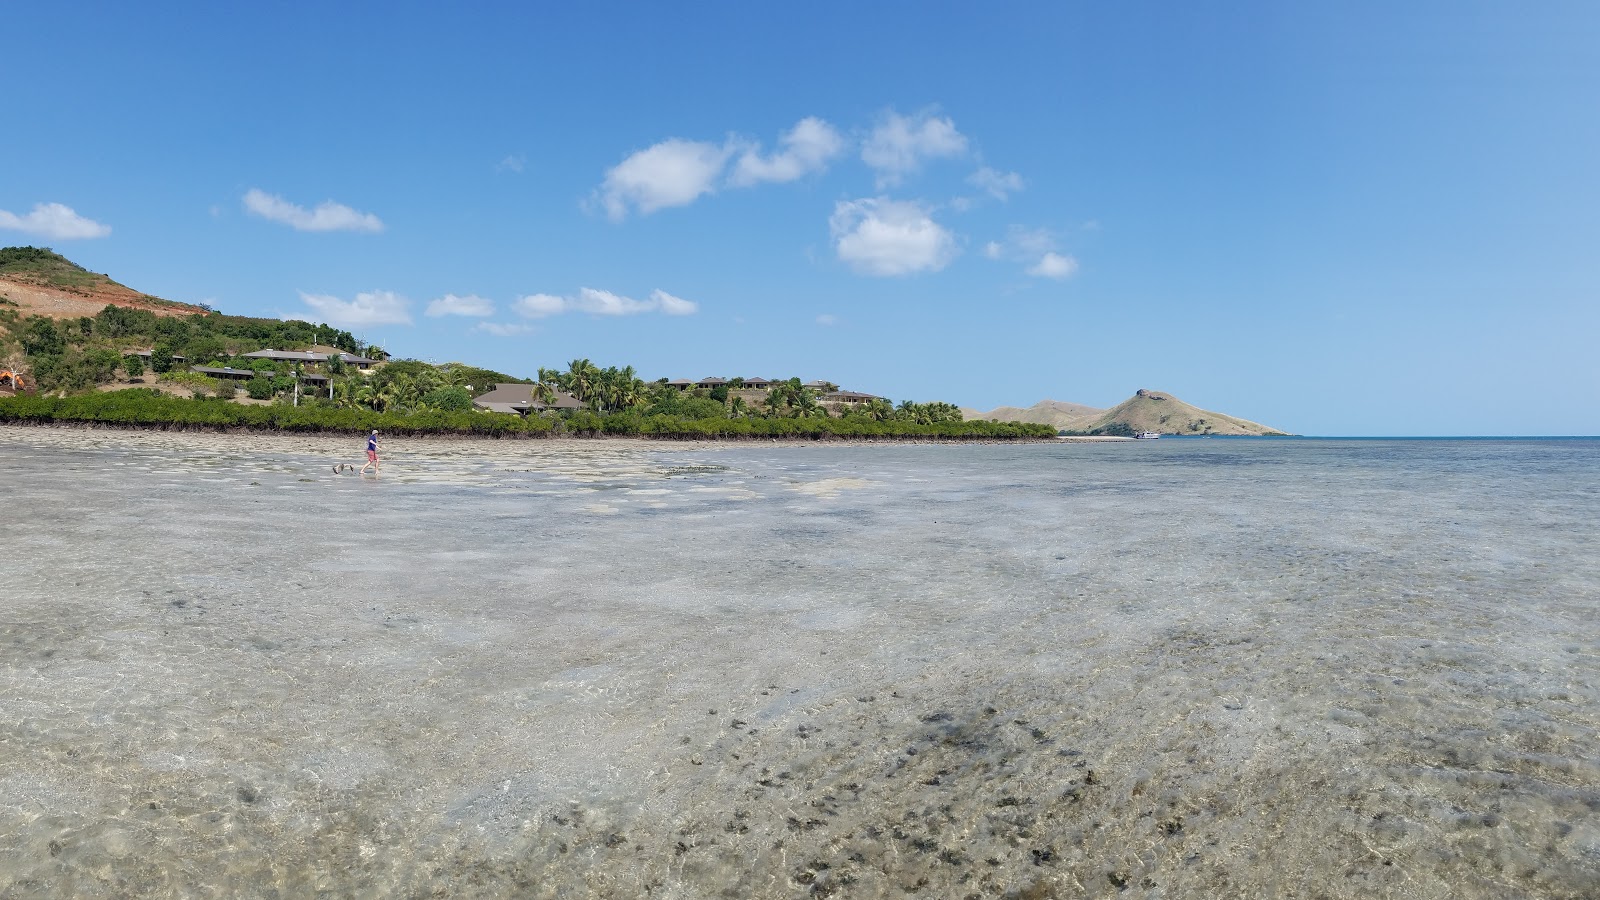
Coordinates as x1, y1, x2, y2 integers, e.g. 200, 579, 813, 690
0, 430, 1597, 898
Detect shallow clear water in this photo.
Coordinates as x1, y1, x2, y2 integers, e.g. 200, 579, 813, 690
1, 429, 1596, 898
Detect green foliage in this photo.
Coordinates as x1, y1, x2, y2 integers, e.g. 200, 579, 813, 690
183, 335, 227, 366
246, 376, 274, 400
892, 400, 963, 425
645, 392, 726, 419
122, 353, 145, 378
29, 348, 124, 391
439, 364, 523, 390
0, 391, 1056, 440
0, 246, 103, 289
150, 346, 175, 374
20, 318, 64, 356
421, 385, 472, 412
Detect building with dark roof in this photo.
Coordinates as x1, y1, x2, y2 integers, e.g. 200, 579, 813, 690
820, 390, 883, 405
240, 349, 378, 369
472, 383, 584, 415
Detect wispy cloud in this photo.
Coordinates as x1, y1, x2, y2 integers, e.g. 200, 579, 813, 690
816, 314, 839, 326
594, 139, 733, 220
496, 155, 526, 174
830, 197, 958, 277
651, 289, 698, 316
985, 226, 1079, 280
243, 189, 384, 233
425, 293, 495, 317
967, 166, 1024, 201
0, 202, 111, 239
861, 109, 968, 188
513, 287, 699, 318
293, 290, 412, 326
729, 117, 844, 187
473, 321, 535, 337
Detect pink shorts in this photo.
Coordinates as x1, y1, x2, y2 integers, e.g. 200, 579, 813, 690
366, 450, 378, 461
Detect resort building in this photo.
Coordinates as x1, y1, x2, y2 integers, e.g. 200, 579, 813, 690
819, 390, 883, 405
126, 350, 187, 363
695, 377, 727, 390
741, 377, 772, 390
472, 383, 584, 415
190, 366, 258, 382
240, 349, 379, 369
665, 379, 694, 391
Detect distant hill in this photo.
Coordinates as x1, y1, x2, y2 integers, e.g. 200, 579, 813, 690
967, 389, 1289, 435
0, 246, 209, 320
960, 399, 1106, 429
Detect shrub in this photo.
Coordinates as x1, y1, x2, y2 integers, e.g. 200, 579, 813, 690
245, 376, 274, 400
123, 354, 145, 378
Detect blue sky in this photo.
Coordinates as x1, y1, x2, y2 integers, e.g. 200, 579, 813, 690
4, 1, 1597, 435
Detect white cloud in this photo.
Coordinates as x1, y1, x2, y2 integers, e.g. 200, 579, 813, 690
293, 290, 412, 326
473, 321, 535, 337
0, 202, 111, 239
861, 110, 968, 188
595, 139, 732, 220
651, 289, 698, 316
816, 314, 839, 326
729, 117, 844, 186
496, 155, 526, 174
968, 166, 1024, 200
512, 293, 566, 318
1028, 252, 1079, 280
982, 241, 1003, 260
573, 287, 654, 316
512, 293, 568, 318
513, 288, 698, 318
425, 293, 495, 317
243, 189, 384, 233
830, 197, 958, 277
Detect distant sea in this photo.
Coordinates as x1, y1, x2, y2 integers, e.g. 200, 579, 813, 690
1, 429, 1595, 898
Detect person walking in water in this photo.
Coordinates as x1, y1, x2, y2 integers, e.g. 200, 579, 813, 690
360, 429, 380, 475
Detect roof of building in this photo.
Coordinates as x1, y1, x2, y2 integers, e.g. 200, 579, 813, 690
666, 378, 694, 385
742, 376, 772, 384
241, 349, 377, 364
128, 350, 186, 360
472, 383, 583, 412
192, 366, 256, 377
696, 377, 727, 385
821, 390, 882, 402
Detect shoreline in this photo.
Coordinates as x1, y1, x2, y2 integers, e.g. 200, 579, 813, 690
0, 420, 1059, 447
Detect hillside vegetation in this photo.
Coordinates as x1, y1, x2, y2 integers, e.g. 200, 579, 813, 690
0, 247, 1053, 441
0, 246, 210, 318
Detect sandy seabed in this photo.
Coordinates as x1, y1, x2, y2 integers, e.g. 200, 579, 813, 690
1, 428, 1597, 898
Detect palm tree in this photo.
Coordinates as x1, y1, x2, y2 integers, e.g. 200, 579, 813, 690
565, 358, 597, 404
531, 380, 558, 408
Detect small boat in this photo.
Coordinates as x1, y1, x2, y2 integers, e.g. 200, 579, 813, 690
1134, 431, 1161, 440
